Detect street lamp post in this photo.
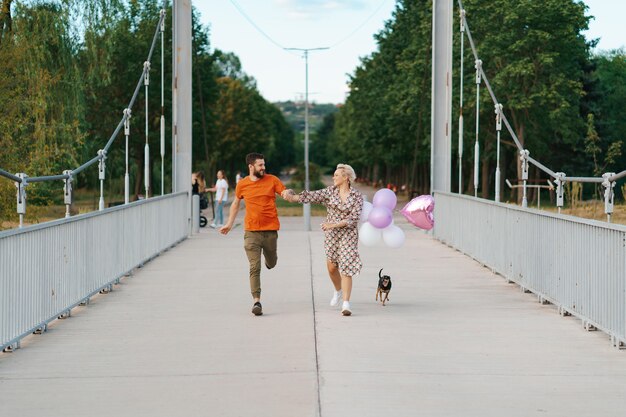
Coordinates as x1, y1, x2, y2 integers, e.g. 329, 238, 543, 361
285, 47, 328, 231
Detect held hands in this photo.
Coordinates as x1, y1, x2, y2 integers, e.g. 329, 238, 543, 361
281, 189, 298, 202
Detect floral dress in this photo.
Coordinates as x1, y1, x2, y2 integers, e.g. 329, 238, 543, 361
300, 186, 363, 277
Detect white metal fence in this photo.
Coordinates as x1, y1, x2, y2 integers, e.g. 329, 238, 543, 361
434, 191, 626, 347
1, 192, 189, 351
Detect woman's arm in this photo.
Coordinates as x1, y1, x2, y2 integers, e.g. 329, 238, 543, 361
282, 187, 330, 205
321, 193, 363, 230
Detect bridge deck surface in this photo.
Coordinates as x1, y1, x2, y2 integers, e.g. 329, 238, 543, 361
2, 214, 626, 417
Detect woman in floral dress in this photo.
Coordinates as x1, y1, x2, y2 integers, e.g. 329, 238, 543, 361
283, 164, 363, 316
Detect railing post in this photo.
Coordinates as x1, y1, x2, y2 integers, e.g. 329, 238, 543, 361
494, 103, 503, 202
63, 170, 73, 218
602, 172, 616, 223
192, 194, 200, 233
473, 59, 482, 198
15, 173, 28, 228
144, 61, 151, 200
124, 108, 131, 204
98, 149, 107, 211
554, 172, 565, 214
520, 149, 529, 208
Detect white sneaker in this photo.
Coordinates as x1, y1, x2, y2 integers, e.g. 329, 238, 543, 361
341, 301, 352, 316
330, 290, 343, 307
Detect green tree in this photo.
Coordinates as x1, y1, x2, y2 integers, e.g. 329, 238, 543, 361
1, 1, 85, 207
458, 0, 592, 200
0, 0, 12, 47
591, 50, 626, 176
212, 77, 272, 173
334, 0, 433, 192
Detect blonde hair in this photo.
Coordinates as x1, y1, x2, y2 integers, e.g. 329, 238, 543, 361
336, 163, 356, 183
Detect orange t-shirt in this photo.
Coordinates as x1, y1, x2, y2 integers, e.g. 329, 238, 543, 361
236, 174, 286, 231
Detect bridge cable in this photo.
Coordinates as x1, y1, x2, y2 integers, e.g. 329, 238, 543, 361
473, 58, 481, 198
457, 0, 625, 218
458, 9, 465, 195
144, 60, 151, 200
160, 8, 166, 196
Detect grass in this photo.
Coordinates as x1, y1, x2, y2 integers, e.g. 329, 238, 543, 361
542, 201, 626, 225
275, 198, 326, 217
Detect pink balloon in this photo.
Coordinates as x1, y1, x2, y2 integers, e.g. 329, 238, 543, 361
401, 195, 435, 230
372, 188, 397, 210
368, 206, 393, 229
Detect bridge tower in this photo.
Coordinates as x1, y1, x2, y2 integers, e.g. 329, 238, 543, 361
431, 0, 453, 193
172, 0, 193, 229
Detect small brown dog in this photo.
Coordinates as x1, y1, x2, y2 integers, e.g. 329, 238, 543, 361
376, 269, 392, 306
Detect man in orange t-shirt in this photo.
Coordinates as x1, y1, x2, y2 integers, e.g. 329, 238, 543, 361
220, 153, 287, 316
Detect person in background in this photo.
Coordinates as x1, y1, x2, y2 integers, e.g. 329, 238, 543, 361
207, 170, 228, 228
191, 171, 206, 195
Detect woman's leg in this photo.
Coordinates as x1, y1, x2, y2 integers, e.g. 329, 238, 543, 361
326, 259, 341, 291
216, 202, 224, 225
341, 275, 353, 302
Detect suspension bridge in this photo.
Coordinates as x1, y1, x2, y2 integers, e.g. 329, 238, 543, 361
1, 1, 626, 416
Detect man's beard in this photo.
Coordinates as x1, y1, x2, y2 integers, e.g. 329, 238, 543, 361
253, 168, 265, 178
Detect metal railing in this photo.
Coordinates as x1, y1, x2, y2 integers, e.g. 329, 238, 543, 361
0, 192, 188, 352
433, 191, 626, 348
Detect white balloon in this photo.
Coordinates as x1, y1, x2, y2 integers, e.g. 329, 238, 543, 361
359, 221, 382, 246
360, 201, 374, 222
382, 224, 405, 248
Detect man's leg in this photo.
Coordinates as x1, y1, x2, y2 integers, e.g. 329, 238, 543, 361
262, 231, 278, 270
243, 231, 263, 300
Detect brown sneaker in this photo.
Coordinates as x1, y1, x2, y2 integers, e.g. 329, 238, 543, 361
252, 302, 263, 316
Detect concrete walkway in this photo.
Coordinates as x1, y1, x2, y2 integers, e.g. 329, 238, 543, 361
2, 216, 626, 417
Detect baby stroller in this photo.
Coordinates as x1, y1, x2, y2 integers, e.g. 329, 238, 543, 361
193, 178, 214, 228
199, 191, 213, 228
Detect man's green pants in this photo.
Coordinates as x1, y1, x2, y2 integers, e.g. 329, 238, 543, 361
243, 231, 278, 298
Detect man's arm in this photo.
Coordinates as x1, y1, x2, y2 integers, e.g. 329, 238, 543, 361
219, 197, 241, 235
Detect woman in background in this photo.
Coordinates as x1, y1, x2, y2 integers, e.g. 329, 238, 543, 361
208, 170, 229, 228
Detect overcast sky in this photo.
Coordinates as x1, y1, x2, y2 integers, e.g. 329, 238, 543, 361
197, 0, 625, 104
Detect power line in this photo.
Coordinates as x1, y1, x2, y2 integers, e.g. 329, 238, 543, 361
228, 0, 287, 50
329, 0, 391, 48
227, 0, 392, 52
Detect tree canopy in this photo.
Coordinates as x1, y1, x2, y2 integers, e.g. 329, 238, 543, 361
328, 0, 624, 201
0, 0, 296, 223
